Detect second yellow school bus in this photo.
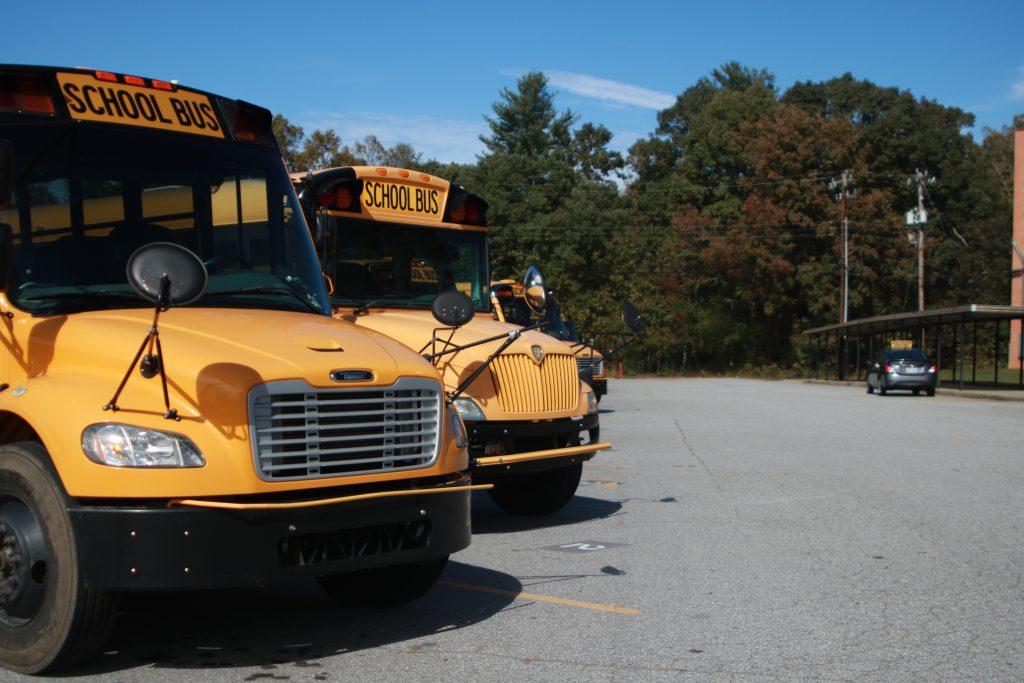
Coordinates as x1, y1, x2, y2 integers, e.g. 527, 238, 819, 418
293, 166, 611, 516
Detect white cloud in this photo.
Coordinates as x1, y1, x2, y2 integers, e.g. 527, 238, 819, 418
545, 71, 675, 110
301, 111, 487, 164
1011, 65, 1024, 100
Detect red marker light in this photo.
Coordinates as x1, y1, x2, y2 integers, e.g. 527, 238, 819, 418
151, 80, 175, 91
123, 75, 146, 86
398, 169, 409, 178
94, 71, 118, 82
884, 364, 894, 373
375, 167, 388, 176
928, 365, 937, 374
334, 188, 353, 210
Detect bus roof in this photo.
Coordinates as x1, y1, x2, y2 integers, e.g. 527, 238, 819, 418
0, 64, 276, 146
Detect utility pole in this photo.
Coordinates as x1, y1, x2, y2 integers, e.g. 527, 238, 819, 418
829, 171, 854, 323
906, 169, 935, 312
829, 171, 854, 379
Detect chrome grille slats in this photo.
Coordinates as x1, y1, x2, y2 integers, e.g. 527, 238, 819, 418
249, 378, 441, 481
489, 353, 578, 413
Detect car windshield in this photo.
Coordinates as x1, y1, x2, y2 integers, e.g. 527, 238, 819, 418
884, 349, 929, 362
322, 218, 489, 312
0, 122, 330, 316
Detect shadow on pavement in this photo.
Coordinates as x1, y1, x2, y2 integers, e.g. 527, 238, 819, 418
470, 492, 623, 535
62, 561, 519, 677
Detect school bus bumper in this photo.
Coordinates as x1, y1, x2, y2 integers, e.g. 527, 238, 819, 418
465, 414, 605, 473
70, 476, 477, 591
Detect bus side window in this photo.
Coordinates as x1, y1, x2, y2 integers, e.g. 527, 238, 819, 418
142, 183, 194, 231
28, 179, 71, 243
82, 180, 124, 237
210, 173, 269, 270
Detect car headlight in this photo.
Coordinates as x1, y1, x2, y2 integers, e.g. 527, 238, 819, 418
452, 397, 485, 421
82, 424, 205, 468
586, 390, 598, 414
447, 407, 468, 449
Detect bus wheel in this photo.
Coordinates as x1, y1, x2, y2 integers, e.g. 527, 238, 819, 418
488, 462, 583, 516
0, 443, 119, 674
316, 556, 448, 608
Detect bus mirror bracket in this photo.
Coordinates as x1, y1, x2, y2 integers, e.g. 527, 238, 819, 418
104, 243, 208, 420
426, 289, 548, 399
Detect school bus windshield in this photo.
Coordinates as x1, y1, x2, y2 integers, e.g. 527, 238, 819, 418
324, 219, 489, 311
0, 123, 330, 316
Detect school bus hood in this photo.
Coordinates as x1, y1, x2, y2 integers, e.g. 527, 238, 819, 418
338, 308, 572, 359
337, 308, 589, 419
18, 307, 439, 394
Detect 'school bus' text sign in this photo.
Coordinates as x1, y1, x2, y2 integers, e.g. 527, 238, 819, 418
56, 72, 225, 139
361, 179, 443, 221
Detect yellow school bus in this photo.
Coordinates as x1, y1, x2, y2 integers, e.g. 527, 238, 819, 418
292, 167, 611, 517
490, 279, 608, 401
0, 66, 476, 674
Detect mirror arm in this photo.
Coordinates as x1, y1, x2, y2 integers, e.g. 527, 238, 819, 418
427, 320, 546, 362
449, 329, 522, 401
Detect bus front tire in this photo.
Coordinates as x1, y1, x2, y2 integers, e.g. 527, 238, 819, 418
0, 443, 119, 675
316, 556, 448, 608
488, 462, 583, 516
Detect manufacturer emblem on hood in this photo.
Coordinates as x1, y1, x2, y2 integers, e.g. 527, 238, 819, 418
331, 370, 373, 382
530, 344, 544, 365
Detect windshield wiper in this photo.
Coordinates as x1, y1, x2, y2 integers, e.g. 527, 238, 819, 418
348, 292, 426, 316
19, 290, 144, 303
208, 286, 321, 314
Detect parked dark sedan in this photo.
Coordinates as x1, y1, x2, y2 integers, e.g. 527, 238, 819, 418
867, 348, 937, 396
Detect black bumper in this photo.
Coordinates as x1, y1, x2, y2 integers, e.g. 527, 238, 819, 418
465, 415, 600, 476
70, 481, 471, 591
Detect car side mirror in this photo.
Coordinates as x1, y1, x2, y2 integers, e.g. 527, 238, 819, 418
0, 140, 13, 209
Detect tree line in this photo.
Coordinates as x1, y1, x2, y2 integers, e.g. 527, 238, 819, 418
273, 63, 1015, 375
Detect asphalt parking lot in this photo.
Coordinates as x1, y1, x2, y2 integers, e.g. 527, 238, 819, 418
35, 378, 1024, 681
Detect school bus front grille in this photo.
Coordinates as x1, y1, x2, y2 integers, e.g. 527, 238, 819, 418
489, 353, 579, 413
248, 378, 441, 481
576, 356, 605, 378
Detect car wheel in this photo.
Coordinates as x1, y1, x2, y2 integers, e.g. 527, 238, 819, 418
866, 381, 874, 394
927, 388, 936, 397
878, 380, 887, 396
913, 389, 920, 396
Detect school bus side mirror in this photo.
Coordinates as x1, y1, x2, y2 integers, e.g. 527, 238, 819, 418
523, 265, 547, 315
0, 140, 12, 208
622, 300, 645, 335
431, 290, 474, 328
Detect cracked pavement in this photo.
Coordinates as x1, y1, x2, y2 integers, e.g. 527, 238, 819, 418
29, 378, 1024, 681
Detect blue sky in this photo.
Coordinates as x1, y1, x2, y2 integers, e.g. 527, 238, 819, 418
6, 0, 1022, 163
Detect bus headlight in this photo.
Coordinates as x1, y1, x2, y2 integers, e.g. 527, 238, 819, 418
586, 390, 598, 415
448, 408, 468, 449
82, 424, 205, 468
452, 397, 485, 421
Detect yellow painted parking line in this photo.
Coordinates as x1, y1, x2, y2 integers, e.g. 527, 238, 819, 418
437, 580, 640, 615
